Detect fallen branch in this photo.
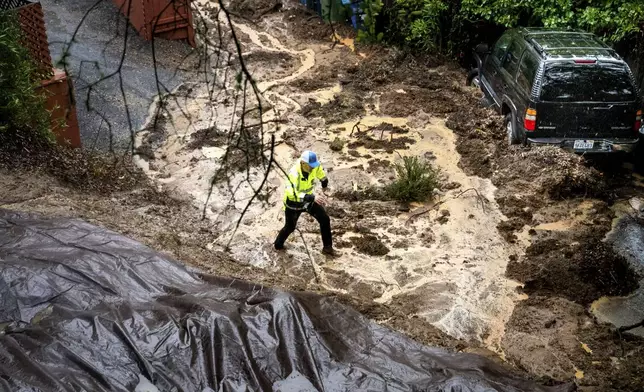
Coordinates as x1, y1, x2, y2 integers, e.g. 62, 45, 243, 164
405, 188, 488, 225
619, 318, 644, 333
349, 120, 362, 137
616, 318, 644, 357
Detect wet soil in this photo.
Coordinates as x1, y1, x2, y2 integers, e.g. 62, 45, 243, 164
503, 296, 644, 391
347, 49, 446, 91
350, 234, 390, 256
186, 127, 228, 150
508, 236, 639, 305
242, 50, 299, 80
379, 88, 458, 117
229, 0, 282, 20
301, 92, 366, 124
347, 129, 415, 152
280, 7, 354, 44
1, 144, 148, 195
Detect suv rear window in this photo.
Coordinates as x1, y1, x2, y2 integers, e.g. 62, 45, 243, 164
517, 51, 539, 94
540, 62, 637, 102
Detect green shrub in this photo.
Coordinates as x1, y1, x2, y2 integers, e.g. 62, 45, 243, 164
383, 0, 643, 58
0, 10, 52, 151
388, 0, 448, 51
386, 155, 439, 202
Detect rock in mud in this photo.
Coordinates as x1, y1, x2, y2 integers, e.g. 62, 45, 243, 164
351, 234, 390, 256
436, 209, 450, 224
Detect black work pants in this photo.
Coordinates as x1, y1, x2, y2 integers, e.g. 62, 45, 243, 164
274, 202, 332, 249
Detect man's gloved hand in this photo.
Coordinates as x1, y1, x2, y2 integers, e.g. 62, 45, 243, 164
303, 194, 315, 203
321, 178, 329, 189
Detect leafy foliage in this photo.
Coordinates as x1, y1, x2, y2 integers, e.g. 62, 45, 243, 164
460, 0, 644, 42
386, 0, 644, 56
0, 11, 52, 150
386, 156, 439, 202
388, 0, 448, 51
356, 0, 384, 43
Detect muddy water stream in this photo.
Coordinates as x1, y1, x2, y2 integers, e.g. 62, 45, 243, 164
135, 5, 525, 351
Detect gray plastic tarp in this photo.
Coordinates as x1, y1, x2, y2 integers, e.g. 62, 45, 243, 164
0, 209, 574, 391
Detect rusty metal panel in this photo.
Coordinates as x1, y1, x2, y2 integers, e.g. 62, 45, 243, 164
113, 0, 150, 39
38, 69, 81, 148
150, 0, 195, 47
111, 0, 195, 47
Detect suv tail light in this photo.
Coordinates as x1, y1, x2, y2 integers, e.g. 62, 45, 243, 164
636, 110, 642, 132
524, 109, 537, 131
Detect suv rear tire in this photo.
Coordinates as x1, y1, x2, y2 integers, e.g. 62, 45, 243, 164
505, 114, 520, 145
466, 69, 481, 88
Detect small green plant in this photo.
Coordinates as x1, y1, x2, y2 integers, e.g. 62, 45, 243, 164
386, 156, 439, 202
0, 10, 52, 151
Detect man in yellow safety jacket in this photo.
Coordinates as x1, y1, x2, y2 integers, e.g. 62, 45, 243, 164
274, 150, 338, 256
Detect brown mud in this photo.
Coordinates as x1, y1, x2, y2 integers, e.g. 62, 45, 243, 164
350, 234, 390, 256
301, 92, 366, 124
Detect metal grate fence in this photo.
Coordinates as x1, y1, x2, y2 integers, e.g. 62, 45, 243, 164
0, 0, 32, 10
0, 0, 53, 78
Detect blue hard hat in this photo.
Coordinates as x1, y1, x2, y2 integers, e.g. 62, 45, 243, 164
300, 150, 320, 168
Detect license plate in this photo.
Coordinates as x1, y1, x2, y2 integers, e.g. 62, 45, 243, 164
573, 140, 595, 150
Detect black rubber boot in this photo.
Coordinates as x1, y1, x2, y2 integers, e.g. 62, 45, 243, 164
322, 247, 341, 257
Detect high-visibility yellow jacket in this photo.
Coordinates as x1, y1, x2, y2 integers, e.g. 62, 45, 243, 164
283, 162, 327, 209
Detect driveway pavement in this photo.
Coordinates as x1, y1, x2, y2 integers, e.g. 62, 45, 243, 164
41, 0, 198, 150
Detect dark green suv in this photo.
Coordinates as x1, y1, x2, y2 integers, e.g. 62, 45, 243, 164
469, 28, 642, 152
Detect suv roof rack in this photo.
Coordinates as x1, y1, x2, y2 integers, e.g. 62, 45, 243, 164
524, 30, 593, 37
522, 30, 615, 58
544, 46, 616, 52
